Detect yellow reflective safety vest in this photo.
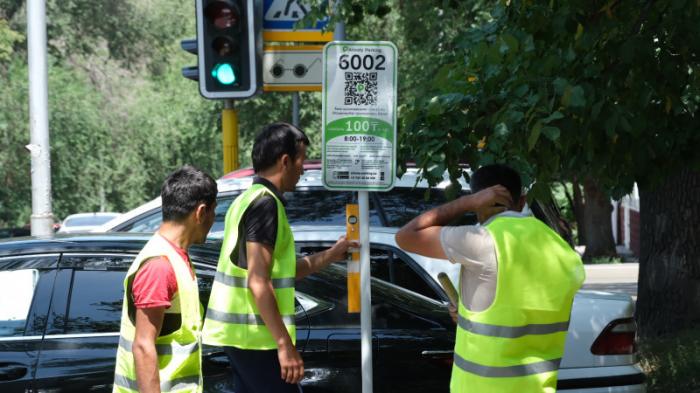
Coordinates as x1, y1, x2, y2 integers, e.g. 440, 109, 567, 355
113, 233, 202, 393
202, 184, 296, 350
451, 216, 585, 393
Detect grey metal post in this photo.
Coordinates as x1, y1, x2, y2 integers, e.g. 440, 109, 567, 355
292, 92, 300, 127
358, 189, 372, 393
27, 0, 54, 237
333, 6, 373, 393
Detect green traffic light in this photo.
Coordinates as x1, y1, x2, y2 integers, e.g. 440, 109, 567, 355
212, 63, 236, 85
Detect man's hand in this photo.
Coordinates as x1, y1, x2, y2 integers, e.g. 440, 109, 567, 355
396, 183, 513, 259
278, 341, 304, 384
296, 235, 360, 278
448, 304, 458, 325
326, 235, 360, 262
469, 185, 513, 215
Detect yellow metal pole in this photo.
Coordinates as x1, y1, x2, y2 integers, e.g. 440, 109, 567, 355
346, 203, 360, 313
222, 100, 239, 173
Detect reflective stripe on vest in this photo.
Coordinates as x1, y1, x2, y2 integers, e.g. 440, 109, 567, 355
214, 270, 295, 289
454, 353, 562, 378
201, 184, 297, 350
451, 216, 585, 393
113, 233, 202, 393
206, 309, 296, 325
457, 314, 570, 338
118, 336, 200, 356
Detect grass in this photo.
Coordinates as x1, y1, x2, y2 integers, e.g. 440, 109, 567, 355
639, 328, 700, 392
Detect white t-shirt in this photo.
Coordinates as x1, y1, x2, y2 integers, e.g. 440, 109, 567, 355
439, 211, 529, 312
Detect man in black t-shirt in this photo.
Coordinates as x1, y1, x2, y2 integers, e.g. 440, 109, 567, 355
211, 123, 357, 393
232, 176, 284, 270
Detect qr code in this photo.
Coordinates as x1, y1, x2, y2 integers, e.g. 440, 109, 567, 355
344, 72, 378, 106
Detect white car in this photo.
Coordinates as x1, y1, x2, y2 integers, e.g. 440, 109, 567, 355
96, 167, 570, 242
57, 212, 121, 234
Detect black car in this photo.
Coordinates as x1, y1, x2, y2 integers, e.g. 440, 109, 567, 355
0, 234, 454, 393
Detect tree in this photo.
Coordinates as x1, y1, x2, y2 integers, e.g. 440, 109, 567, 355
0, 0, 324, 226
399, 1, 700, 337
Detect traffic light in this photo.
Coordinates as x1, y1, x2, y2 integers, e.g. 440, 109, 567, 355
196, 0, 262, 99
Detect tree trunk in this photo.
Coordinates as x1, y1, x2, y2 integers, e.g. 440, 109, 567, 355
572, 178, 587, 246
636, 168, 700, 338
582, 177, 617, 259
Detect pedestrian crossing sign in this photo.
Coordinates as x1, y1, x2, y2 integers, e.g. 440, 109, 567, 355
263, 0, 334, 42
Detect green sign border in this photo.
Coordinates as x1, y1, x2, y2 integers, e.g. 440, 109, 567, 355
321, 41, 398, 192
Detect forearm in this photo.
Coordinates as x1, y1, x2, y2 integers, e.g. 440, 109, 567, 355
249, 277, 293, 347
404, 195, 476, 232
296, 249, 335, 279
133, 341, 161, 393
395, 195, 476, 258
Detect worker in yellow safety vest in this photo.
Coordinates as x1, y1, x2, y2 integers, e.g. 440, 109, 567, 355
113, 165, 218, 393
202, 123, 357, 393
396, 164, 585, 393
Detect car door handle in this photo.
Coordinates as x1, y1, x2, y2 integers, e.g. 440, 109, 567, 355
0, 364, 28, 381
421, 350, 453, 358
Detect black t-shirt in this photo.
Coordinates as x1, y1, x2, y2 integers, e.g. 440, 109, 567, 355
231, 177, 286, 269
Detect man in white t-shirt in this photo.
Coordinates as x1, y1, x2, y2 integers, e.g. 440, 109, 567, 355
396, 164, 584, 393
396, 165, 520, 313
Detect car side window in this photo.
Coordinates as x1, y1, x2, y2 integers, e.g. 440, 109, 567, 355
385, 251, 442, 301
64, 270, 126, 334
209, 195, 237, 234
284, 189, 382, 226
120, 194, 238, 235
298, 244, 441, 301
295, 265, 438, 330
0, 269, 39, 337
122, 210, 162, 233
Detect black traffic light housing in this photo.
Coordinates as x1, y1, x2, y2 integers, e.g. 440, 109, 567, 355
196, 0, 262, 99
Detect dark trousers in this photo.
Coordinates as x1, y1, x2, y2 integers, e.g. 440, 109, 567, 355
224, 346, 303, 393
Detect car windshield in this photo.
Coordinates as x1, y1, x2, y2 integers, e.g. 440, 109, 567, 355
65, 215, 117, 227
378, 188, 476, 226
118, 186, 475, 234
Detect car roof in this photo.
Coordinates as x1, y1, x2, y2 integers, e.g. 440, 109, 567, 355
216, 167, 471, 193
64, 212, 121, 220
0, 233, 220, 258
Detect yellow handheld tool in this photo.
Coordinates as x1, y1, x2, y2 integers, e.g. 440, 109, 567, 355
346, 204, 360, 313
438, 272, 459, 307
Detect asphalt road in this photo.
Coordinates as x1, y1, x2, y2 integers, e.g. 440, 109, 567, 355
582, 263, 639, 298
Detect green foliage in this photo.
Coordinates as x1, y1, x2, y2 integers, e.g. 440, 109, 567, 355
0, 0, 322, 226
402, 0, 700, 200
551, 182, 574, 225
0, 18, 22, 62
0, 60, 31, 225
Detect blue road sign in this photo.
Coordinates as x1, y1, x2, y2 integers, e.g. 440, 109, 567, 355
263, 0, 333, 42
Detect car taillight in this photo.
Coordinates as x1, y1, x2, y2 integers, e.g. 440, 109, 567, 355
590, 318, 637, 355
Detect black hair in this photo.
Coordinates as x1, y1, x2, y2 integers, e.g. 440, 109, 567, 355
161, 165, 218, 222
252, 122, 310, 173
470, 164, 522, 202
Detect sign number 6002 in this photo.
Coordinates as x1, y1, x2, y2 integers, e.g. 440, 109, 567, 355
338, 54, 386, 71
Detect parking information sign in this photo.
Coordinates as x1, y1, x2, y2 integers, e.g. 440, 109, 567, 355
322, 41, 398, 191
